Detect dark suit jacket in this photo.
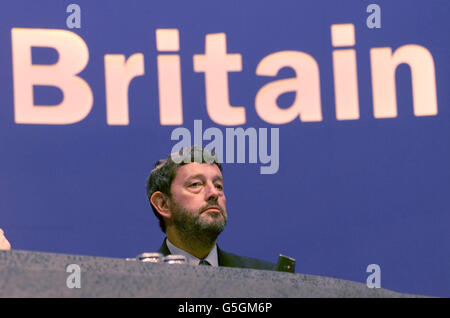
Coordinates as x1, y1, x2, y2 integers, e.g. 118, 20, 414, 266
158, 239, 275, 271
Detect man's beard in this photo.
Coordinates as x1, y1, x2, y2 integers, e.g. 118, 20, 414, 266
169, 199, 227, 244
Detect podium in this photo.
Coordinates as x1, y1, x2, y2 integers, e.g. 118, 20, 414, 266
0, 249, 422, 297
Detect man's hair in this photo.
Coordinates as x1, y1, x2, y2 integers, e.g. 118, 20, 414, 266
146, 146, 222, 233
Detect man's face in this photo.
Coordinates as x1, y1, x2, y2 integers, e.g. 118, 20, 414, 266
168, 163, 228, 238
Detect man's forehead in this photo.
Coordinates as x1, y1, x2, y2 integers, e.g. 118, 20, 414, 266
175, 163, 223, 180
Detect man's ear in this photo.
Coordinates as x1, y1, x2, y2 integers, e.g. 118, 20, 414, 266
150, 191, 171, 219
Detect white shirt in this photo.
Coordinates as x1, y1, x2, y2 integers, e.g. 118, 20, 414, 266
166, 238, 219, 267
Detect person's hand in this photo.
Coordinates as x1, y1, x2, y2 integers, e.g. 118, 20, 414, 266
0, 228, 11, 251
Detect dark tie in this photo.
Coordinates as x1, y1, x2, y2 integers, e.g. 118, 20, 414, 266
199, 259, 211, 266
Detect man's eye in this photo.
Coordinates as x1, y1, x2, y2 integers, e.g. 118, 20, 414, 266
190, 182, 201, 187
215, 184, 223, 190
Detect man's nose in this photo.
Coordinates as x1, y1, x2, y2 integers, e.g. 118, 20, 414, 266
205, 182, 220, 201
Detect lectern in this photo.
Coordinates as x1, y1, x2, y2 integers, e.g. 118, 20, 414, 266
0, 250, 423, 297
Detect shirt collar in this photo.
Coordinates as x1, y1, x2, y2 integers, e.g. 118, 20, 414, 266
166, 238, 219, 267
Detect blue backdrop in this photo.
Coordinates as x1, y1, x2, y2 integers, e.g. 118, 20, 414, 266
1, 0, 449, 297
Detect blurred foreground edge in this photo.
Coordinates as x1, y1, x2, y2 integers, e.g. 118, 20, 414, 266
0, 249, 428, 298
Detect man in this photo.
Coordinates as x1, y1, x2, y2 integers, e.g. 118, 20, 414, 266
0, 228, 11, 251
146, 146, 275, 270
